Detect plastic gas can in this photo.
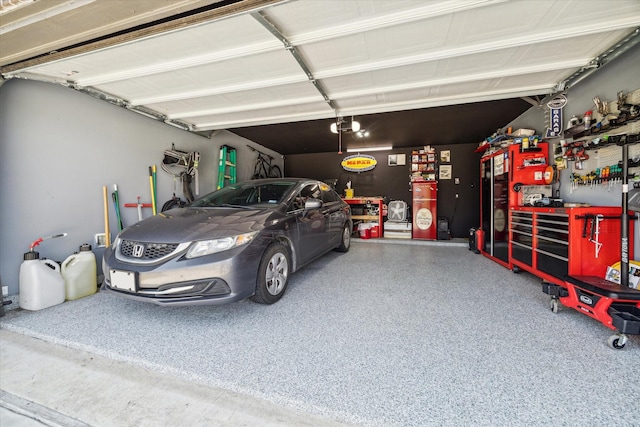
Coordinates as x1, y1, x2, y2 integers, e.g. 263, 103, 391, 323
19, 251, 65, 311
62, 244, 97, 300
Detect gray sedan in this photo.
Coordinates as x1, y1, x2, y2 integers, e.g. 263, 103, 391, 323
102, 178, 352, 306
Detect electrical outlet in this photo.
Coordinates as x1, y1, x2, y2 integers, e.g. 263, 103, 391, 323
95, 233, 106, 247
2, 286, 8, 297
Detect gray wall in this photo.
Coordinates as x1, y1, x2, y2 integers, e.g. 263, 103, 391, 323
0, 79, 282, 297
505, 41, 640, 256
506, 42, 640, 206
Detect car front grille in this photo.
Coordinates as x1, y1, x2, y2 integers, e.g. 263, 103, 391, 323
120, 240, 180, 260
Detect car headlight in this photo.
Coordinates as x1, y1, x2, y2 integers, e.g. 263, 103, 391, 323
185, 231, 258, 259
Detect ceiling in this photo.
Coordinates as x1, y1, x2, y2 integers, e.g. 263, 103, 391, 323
2, 0, 640, 155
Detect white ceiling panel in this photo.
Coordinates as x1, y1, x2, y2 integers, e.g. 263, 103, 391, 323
148, 81, 324, 118
188, 99, 334, 129
328, 69, 560, 116
1, 0, 639, 137
94, 49, 304, 103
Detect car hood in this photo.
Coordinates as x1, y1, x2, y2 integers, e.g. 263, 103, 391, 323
118, 207, 278, 243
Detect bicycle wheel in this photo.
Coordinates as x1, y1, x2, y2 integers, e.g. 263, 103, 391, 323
269, 164, 282, 178
253, 161, 266, 179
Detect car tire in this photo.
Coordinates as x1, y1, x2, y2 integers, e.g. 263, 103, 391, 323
251, 243, 290, 304
335, 223, 351, 252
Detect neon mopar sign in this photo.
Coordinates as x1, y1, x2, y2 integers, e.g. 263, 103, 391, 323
341, 154, 377, 172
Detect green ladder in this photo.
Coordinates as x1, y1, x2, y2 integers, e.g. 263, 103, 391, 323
217, 145, 237, 189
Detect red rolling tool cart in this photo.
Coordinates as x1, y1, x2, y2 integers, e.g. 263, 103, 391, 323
540, 136, 640, 349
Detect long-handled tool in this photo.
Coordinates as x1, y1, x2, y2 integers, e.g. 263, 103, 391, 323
152, 164, 157, 208
112, 184, 124, 231
149, 166, 157, 215
124, 197, 153, 221
102, 186, 111, 247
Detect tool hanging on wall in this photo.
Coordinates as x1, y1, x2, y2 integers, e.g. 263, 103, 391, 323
217, 145, 237, 189
161, 193, 188, 212
111, 184, 124, 231
102, 186, 111, 247
589, 214, 604, 258
149, 166, 157, 215
124, 196, 153, 221
161, 144, 200, 203
28, 233, 67, 251
153, 165, 157, 207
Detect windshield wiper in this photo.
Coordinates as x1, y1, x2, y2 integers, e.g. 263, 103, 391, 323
217, 203, 253, 209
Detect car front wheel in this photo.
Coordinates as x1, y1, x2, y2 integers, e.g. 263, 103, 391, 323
251, 243, 290, 304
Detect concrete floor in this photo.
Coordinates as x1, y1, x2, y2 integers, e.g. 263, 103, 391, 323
0, 238, 468, 427
2, 238, 638, 426
0, 329, 355, 426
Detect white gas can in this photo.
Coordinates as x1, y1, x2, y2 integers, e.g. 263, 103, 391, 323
62, 244, 97, 301
19, 252, 65, 311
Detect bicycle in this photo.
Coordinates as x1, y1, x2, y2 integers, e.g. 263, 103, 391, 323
249, 145, 282, 179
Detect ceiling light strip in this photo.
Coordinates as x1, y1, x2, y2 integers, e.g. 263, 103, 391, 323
346, 146, 393, 153
250, 10, 336, 111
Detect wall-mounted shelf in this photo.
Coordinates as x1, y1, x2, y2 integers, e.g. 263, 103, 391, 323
411, 150, 437, 181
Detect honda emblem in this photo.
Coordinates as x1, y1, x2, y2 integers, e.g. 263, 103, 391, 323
132, 244, 144, 258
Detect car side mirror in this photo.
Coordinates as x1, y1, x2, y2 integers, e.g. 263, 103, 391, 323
304, 199, 322, 210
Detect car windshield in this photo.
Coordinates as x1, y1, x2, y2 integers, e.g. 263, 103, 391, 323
190, 181, 296, 208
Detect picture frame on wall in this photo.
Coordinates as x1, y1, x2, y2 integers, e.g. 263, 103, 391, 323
439, 164, 452, 180
388, 153, 406, 166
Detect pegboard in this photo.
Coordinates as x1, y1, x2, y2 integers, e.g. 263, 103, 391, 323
573, 139, 640, 173
567, 106, 640, 174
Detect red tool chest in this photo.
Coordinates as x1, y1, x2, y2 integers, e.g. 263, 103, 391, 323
509, 206, 634, 285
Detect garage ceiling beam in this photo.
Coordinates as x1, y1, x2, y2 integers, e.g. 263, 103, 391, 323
552, 27, 640, 94
250, 10, 336, 111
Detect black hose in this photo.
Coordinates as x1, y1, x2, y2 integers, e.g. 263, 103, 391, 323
161, 195, 187, 212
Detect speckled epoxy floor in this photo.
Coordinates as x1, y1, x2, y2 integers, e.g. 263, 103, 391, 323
2, 240, 639, 426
